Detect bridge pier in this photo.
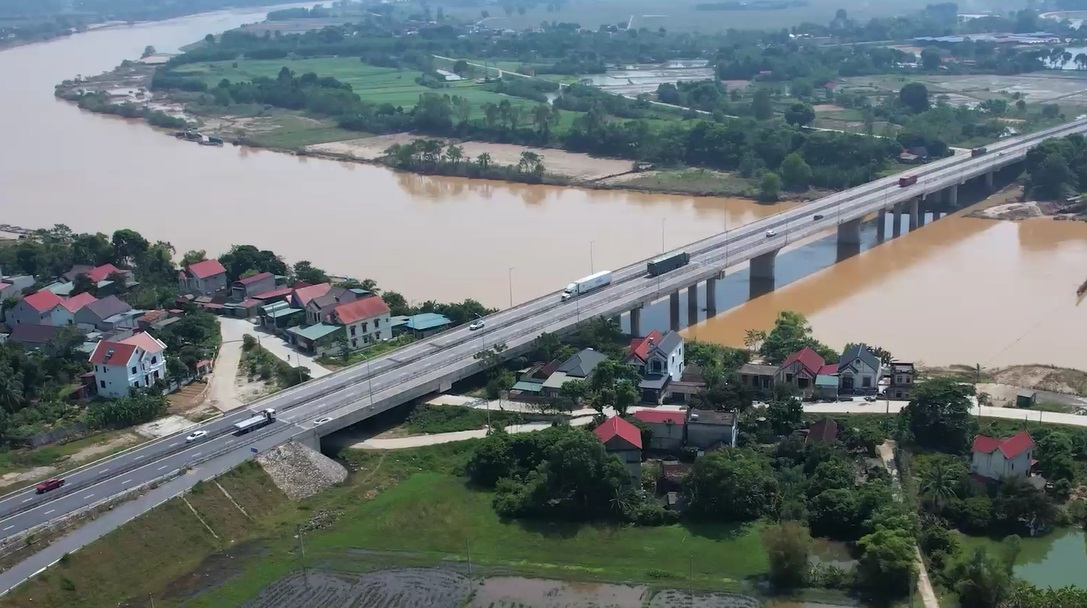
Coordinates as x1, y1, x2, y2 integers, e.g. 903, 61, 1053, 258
984, 171, 994, 192
877, 209, 887, 241
687, 285, 698, 326
947, 184, 958, 208
749, 249, 778, 299
908, 198, 920, 231
705, 277, 717, 317
837, 217, 862, 246
892, 203, 904, 237
439, 378, 453, 393
669, 291, 680, 331
629, 306, 642, 337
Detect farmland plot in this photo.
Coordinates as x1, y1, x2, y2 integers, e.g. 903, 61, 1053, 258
241, 568, 472, 608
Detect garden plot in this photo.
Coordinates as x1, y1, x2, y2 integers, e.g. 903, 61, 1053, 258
241, 569, 472, 608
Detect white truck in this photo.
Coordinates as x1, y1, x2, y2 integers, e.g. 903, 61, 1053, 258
233, 408, 276, 435
561, 270, 612, 301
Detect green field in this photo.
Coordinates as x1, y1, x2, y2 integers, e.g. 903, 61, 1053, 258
174, 57, 547, 117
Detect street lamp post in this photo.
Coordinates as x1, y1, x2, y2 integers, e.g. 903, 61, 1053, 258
661, 218, 667, 253
589, 241, 595, 274
507, 266, 515, 309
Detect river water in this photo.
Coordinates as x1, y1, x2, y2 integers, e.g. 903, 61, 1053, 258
1, 7, 1086, 369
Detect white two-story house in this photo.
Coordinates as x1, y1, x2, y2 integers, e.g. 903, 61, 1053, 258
178, 259, 228, 296
971, 432, 1035, 481
330, 296, 391, 350
625, 330, 685, 403
89, 332, 167, 398
837, 343, 884, 395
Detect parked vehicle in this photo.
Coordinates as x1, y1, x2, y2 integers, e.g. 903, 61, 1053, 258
35, 478, 64, 494
233, 408, 276, 435
646, 251, 690, 277
898, 175, 918, 187
971, 147, 988, 158
561, 271, 612, 301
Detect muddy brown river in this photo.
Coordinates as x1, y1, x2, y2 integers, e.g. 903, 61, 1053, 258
1, 6, 1085, 369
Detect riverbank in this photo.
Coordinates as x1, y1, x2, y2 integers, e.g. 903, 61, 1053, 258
52, 62, 822, 202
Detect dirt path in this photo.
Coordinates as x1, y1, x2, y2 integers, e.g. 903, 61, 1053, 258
877, 441, 939, 608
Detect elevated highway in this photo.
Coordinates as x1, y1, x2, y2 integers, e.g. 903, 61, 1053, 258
0, 117, 1083, 546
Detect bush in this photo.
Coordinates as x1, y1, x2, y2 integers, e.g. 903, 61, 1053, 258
258, 363, 273, 380
242, 334, 257, 352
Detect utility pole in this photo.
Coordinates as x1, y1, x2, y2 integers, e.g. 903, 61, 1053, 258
297, 524, 309, 589
467, 537, 473, 579
688, 555, 694, 608
149, 594, 155, 608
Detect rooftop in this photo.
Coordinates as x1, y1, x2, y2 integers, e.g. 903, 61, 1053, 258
236, 271, 273, 285
404, 312, 453, 331
288, 323, 342, 342
185, 259, 226, 279
782, 346, 826, 376
633, 409, 685, 425
739, 363, 777, 376
972, 431, 1034, 459
22, 290, 63, 313
594, 417, 642, 450
556, 348, 608, 378
687, 409, 736, 426
332, 296, 390, 325
806, 418, 839, 444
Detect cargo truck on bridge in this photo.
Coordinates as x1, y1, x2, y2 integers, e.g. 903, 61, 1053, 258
898, 175, 918, 187
562, 271, 612, 300
234, 408, 276, 435
647, 251, 690, 277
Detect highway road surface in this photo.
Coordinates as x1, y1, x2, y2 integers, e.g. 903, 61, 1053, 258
1, 118, 1085, 545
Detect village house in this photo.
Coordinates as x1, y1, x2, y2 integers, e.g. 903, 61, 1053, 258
288, 295, 391, 356
593, 417, 642, 483
230, 272, 277, 301
54, 292, 97, 326
624, 330, 685, 404
805, 418, 839, 445
971, 431, 1035, 481
305, 286, 359, 325
8, 324, 63, 351
888, 361, 916, 400
289, 282, 332, 309
391, 313, 454, 339
540, 348, 608, 398
632, 408, 685, 450
5, 290, 65, 326
75, 295, 133, 332
837, 343, 883, 395
178, 259, 228, 296
63, 263, 134, 294
774, 347, 833, 396
738, 363, 777, 395
89, 332, 167, 398
685, 409, 738, 449
0, 271, 34, 305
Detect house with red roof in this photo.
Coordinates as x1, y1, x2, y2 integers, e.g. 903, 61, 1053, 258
54, 292, 98, 326
6, 290, 65, 327
287, 294, 391, 356
633, 408, 685, 450
89, 332, 167, 398
231, 272, 277, 301
594, 417, 642, 482
290, 282, 332, 309
774, 346, 826, 395
624, 330, 685, 404
178, 259, 228, 296
971, 432, 1036, 481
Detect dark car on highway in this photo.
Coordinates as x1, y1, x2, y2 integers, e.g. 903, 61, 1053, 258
35, 478, 64, 494
813, 214, 824, 221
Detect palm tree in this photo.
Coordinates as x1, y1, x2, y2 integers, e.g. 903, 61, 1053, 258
482, 103, 498, 129
476, 152, 492, 171
743, 329, 767, 353
445, 144, 463, 167
533, 104, 551, 137
918, 458, 959, 513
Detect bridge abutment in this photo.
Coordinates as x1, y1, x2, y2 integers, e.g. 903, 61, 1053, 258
837, 217, 862, 245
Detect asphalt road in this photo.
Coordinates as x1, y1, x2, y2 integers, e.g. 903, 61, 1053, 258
1, 118, 1085, 542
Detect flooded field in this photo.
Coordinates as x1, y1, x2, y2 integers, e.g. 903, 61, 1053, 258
238, 568, 850, 608
584, 60, 715, 96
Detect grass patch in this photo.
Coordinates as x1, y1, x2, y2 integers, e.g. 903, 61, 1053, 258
307, 472, 768, 588
403, 404, 524, 434
619, 168, 755, 197
316, 335, 415, 369
0, 429, 139, 480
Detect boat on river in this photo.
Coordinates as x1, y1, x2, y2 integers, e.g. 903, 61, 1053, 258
1077, 278, 1087, 296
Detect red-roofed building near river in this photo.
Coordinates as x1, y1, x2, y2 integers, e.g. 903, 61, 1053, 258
594, 417, 642, 482
971, 431, 1036, 481
633, 409, 685, 450
178, 259, 228, 296
89, 332, 167, 398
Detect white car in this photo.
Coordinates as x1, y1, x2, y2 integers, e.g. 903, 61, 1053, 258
765, 229, 778, 238
186, 430, 208, 443
314, 417, 332, 425
469, 320, 485, 331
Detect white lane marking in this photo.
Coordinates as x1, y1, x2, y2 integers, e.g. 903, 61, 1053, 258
21, 498, 31, 503
44, 509, 54, 515
122, 479, 132, 485
2, 525, 13, 531
135, 455, 145, 460
83, 494, 94, 500
192, 452, 201, 457
158, 465, 167, 471
99, 468, 109, 474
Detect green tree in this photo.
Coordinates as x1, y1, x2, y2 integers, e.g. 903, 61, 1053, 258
111, 229, 149, 265
920, 47, 942, 70
898, 82, 930, 114
856, 528, 917, 596
948, 547, 1013, 608
586, 358, 641, 416
783, 102, 815, 127
686, 448, 780, 522
758, 171, 782, 202
180, 249, 207, 267
764, 522, 811, 589
292, 260, 328, 284
759, 311, 835, 365
808, 488, 859, 539
917, 453, 966, 513
898, 378, 976, 453
751, 87, 773, 120
779, 152, 812, 190
767, 398, 803, 435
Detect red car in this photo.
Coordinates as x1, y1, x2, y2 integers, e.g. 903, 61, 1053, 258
35, 478, 64, 494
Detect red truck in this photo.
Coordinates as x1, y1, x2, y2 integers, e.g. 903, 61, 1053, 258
35, 478, 64, 494
898, 175, 918, 187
